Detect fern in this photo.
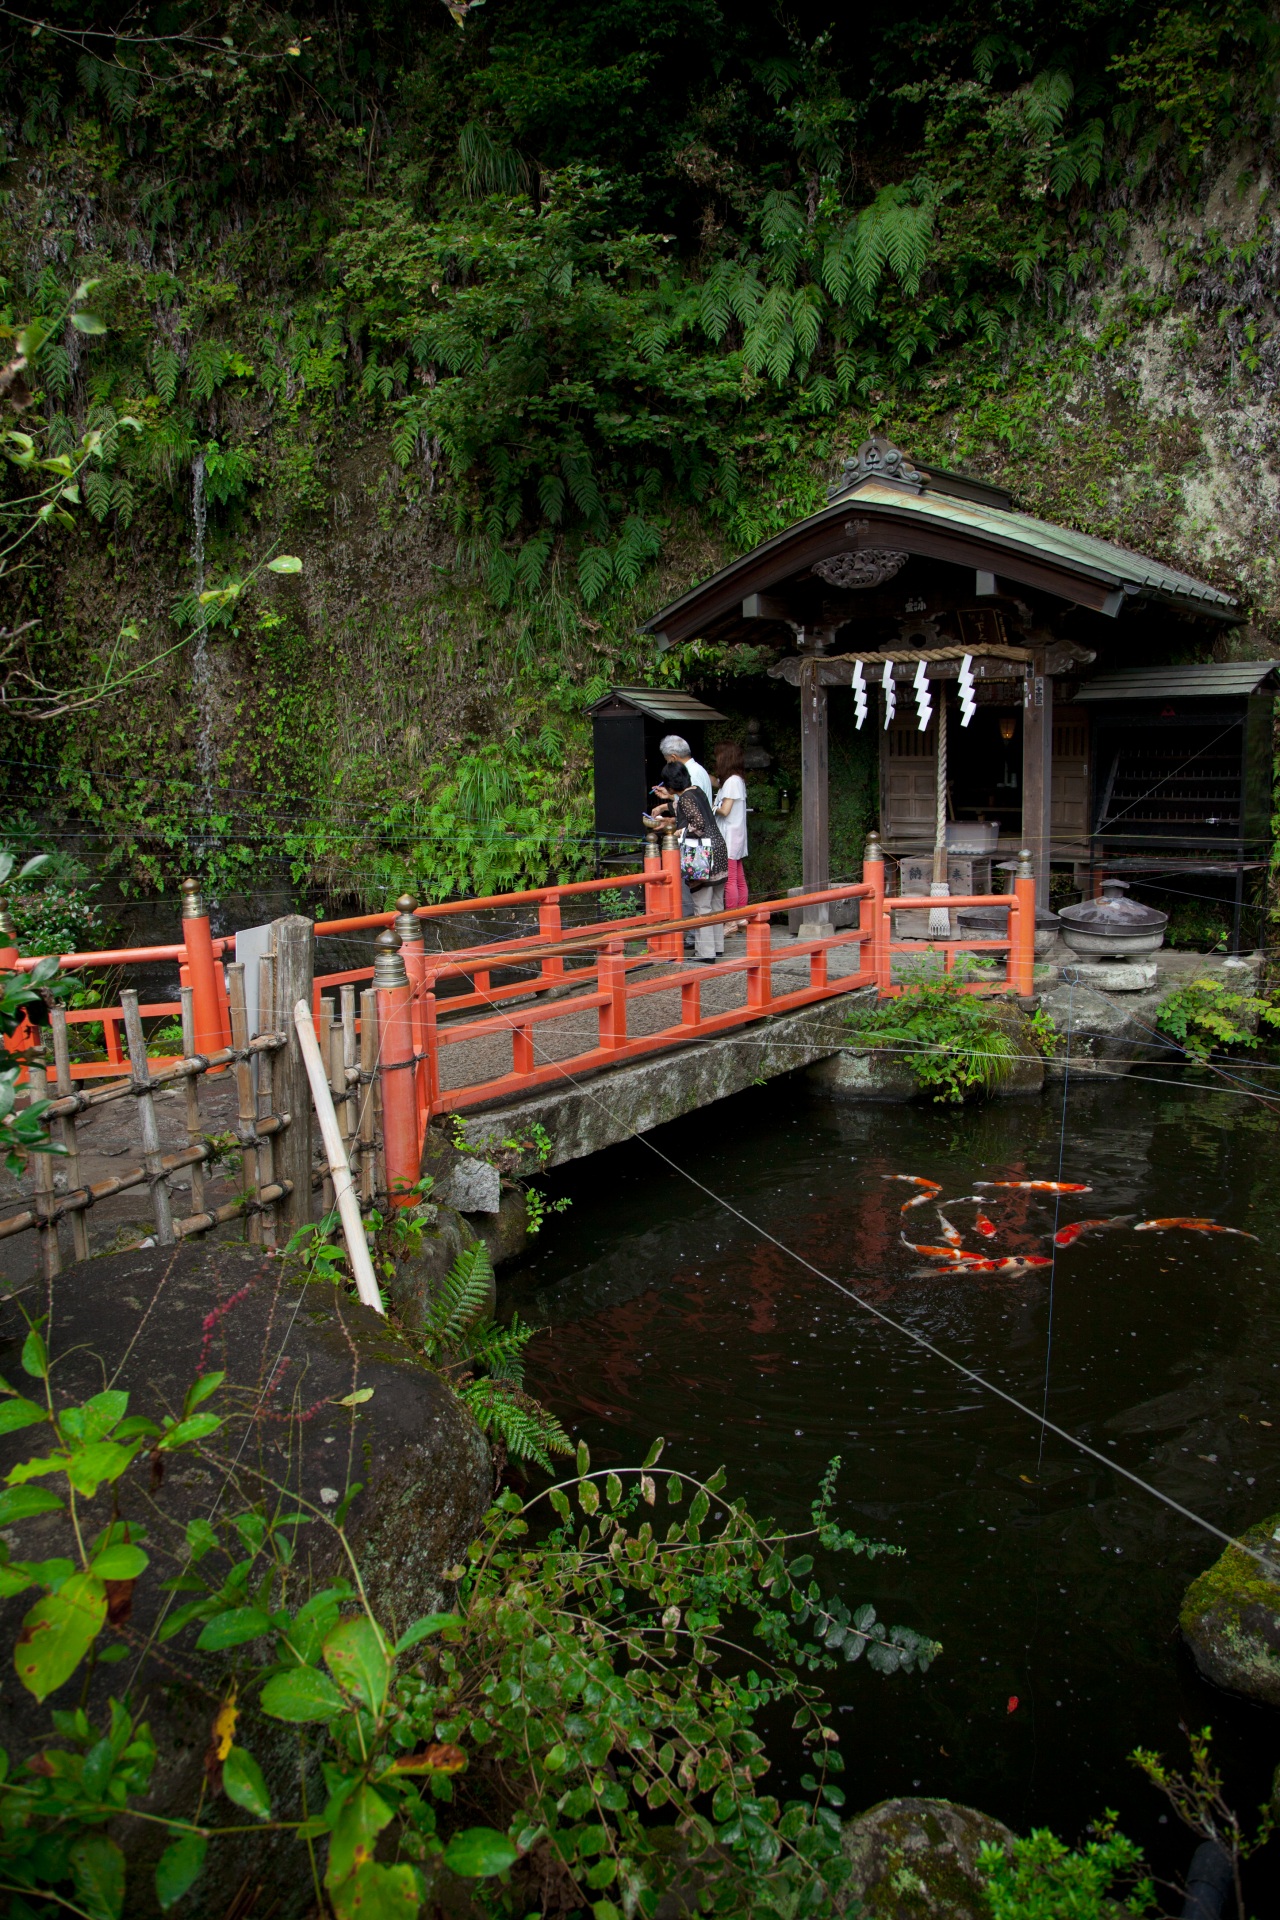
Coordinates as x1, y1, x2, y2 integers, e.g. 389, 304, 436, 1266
459, 1378, 572, 1469
425, 1242, 495, 1351
464, 1314, 536, 1385
577, 543, 613, 605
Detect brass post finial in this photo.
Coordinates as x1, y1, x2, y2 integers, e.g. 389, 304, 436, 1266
393, 893, 422, 945
1017, 847, 1034, 878
661, 828, 678, 853
865, 829, 883, 860
644, 831, 659, 858
180, 875, 206, 920
372, 926, 409, 990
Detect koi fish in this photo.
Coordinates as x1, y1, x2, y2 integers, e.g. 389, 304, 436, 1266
1134, 1218, 1259, 1241
1052, 1216, 1134, 1248
912, 1256, 1043, 1278
974, 1214, 998, 1239
901, 1236, 968, 1262
884, 1175, 942, 1189
976, 1180, 1092, 1194
936, 1214, 964, 1247
901, 1192, 941, 1213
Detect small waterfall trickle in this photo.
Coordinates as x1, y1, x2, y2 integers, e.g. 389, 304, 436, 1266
188, 452, 218, 879
189, 452, 216, 811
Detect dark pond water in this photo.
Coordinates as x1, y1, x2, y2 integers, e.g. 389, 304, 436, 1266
502, 1071, 1280, 1891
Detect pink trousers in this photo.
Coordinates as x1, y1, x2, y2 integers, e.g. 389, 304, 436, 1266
725, 860, 748, 911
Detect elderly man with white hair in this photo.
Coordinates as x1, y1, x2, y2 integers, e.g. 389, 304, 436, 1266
658, 734, 713, 805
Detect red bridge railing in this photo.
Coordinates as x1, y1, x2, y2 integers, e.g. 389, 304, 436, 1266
4, 841, 1037, 1204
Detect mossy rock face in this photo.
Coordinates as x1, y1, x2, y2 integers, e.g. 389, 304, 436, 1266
1180, 1513, 1280, 1705
840, 1797, 1013, 1918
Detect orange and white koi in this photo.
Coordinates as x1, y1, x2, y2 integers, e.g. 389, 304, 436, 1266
974, 1214, 998, 1239
1134, 1218, 1259, 1240
901, 1192, 941, 1212
912, 1254, 1049, 1278
900, 1235, 967, 1262
884, 1175, 942, 1188
1052, 1216, 1133, 1248
936, 1214, 964, 1247
976, 1180, 1092, 1194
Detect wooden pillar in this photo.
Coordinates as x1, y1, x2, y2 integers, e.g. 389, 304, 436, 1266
271, 914, 314, 1235
1021, 650, 1053, 910
799, 638, 830, 922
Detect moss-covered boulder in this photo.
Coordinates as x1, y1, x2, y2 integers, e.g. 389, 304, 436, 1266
840, 1797, 1013, 1918
1180, 1513, 1280, 1705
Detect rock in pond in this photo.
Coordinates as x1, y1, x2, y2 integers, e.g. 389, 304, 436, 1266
1180, 1513, 1280, 1706
0, 1242, 492, 1919
841, 1797, 1013, 1918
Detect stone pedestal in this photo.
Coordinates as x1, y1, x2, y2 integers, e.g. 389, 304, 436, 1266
1058, 959, 1158, 992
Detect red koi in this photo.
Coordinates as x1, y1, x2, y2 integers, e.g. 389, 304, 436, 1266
974, 1214, 998, 1238
976, 1180, 1092, 1194
1134, 1218, 1259, 1240
1053, 1216, 1133, 1247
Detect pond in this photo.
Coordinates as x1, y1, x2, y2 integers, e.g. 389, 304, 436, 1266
502, 1070, 1280, 1889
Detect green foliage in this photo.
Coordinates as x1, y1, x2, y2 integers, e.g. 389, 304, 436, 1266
846, 975, 1020, 1104
1155, 975, 1280, 1060
3, 1, 1279, 899
419, 1242, 572, 1469
0, 1328, 939, 1920
979, 1818, 1154, 1918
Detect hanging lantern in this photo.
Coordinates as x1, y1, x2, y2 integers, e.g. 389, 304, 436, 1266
882, 659, 896, 727
958, 652, 976, 727
913, 658, 932, 732
852, 659, 868, 729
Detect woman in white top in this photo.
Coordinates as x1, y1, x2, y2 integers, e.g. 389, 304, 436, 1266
713, 740, 749, 932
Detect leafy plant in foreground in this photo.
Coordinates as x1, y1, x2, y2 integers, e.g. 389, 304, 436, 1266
979, 1818, 1154, 1918
1132, 1725, 1276, 1920
0, 1316, 941, 1920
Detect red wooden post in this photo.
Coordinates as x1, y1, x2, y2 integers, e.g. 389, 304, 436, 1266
421, 980, 441, 1119
681, 977, 701, 1029
643, 832, 664, 954
746, 909, 771, 1011
373, 928, 419, 1205
181, 878, 231, 1057
599, 939, 627, 1049
661, 829, 683, 962
1012, 847, 1037, 997
861, 831, 886, 991
394, 895, 430, 1133
538, 890, 564, 983
512, 1024, 534, 1077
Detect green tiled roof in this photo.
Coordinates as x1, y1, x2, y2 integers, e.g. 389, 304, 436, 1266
831, 477, 1238, 616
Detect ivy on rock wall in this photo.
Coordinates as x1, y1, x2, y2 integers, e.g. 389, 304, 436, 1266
1, 1, 1278, 912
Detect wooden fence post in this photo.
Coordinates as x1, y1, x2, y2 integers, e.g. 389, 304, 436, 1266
181, 877, 231, 1058
1013, 848, 1037, 998
271, 915, 315, 1236
538, 890, 564, 982
862, 831, 887, 994
661, 828, 683, 962
394, 895, 430, 1134
373, 928, 419, 1206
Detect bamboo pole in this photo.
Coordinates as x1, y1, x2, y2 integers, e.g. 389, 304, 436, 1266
227, 963, 262, 1247
30, 1062, 61, 1279
178, 987, 206, 1223
49, 1008, 89, 1264
256, 952, 279, 1248
358, 988, 377, 1206
120, 990, 174, 1245
293, 1000, 384, 1314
